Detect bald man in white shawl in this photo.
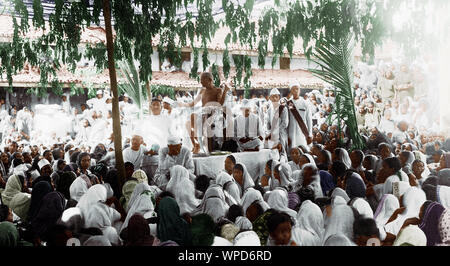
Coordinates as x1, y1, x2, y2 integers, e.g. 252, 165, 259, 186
264, 88, 289, 155
286, 83, 313, 149
154, 135, 195, 190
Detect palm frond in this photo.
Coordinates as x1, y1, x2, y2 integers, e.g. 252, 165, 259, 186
117, 57, 146, 118
308, 33, 365, 150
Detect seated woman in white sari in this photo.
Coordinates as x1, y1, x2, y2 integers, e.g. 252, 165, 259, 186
83, 202, 122, 246
119, 183, 158, 236
268, 162, 293, 191
291, 200, 324, 246
267, 188, 297, 221
240, 188, 270, 218
191, 184, 229, 223
322, 204, 356, 245
215, 171, 240, 205
349, 197, 374, 219
287, 148, 302, 173
373, 194, 399, 240
289, 163, 323, 199
232, 163, 255, 199
166, 165, 201, 215
384, 187, 426, 239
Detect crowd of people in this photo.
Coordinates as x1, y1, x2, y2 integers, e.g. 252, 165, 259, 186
0, 61, 449, 247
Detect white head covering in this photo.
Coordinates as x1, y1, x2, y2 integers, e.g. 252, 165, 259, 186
235, 216, 253, 230
162, 97, 175, 105
330, 187, 350, 203
76, 184, 108, 218
323, 234, 356, 246
240, 188, 269, 215
373, 194, 399, 228
83, 202, 121, 245
120, 183, 156, 233
350, 198, 374, 218
322, 205, 355, 244
274, 162, 294, 188
234, 163, 255, 197
166, 165, 200, 214
96, 90, 103, 95
233, 231, 261, 246
289, 82, 301, 90
212, 236, 233, 246
335, 148, 352, 169
167, 135, 182, 145
194, 185, 229, 223
38, 159, 51, 171
269, 88, 280, 96
393, 225, 427, 246
267, 188, 297, 220
69, 175, 92, 202
292, 200, 324, 246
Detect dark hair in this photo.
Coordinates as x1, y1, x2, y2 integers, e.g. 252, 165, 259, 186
267, 211, 294, 233
226, 155, 236, 165
158, 191, 175, 199
12, 158, 23, 168
353, 217, 380, 239
226, 204, 243, 223
77, 152, 90, 167
92, 162, 108, 178
378, 143, 391, 152
43, 149, 52, 158
70, 151, 80, 164
383, 157, 402, 172
104, 169, 121, 199
298, 186, 315, 203
0, 204, 10, 222
247, 201, 265, 219
124, 162, 135, 170
352, 150, 364, 163
319, 149, 332, 168
151, 97, 161, 103
331, 161, 347, 178
195, 175, 211, 194
52, 148, 62, 160
233, 164, 244, 173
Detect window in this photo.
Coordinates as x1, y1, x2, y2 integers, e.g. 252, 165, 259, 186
280, 57, 290, 70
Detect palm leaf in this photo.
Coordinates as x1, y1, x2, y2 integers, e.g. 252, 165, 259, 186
117, 57, 146, 118
308, 33, 365, 150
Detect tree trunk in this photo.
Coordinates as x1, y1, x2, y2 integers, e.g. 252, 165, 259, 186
145, 81, 152, 113
103, 0, 126, 191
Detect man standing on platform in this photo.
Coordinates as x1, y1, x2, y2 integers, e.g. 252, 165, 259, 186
287, 83, 313, 149
178, 72, 231, 154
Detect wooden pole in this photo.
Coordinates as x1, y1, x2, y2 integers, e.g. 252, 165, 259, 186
102, 0, 126, 191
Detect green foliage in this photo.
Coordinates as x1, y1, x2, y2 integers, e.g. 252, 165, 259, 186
1, 0, 435, 97
150, 85, 176, 100
309, 33, 365, 150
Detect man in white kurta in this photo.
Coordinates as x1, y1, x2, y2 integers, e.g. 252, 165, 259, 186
264, 88, 289, 154
122, 135, 153, 169
154, 136, 195, 190
287, 83, 313, 149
